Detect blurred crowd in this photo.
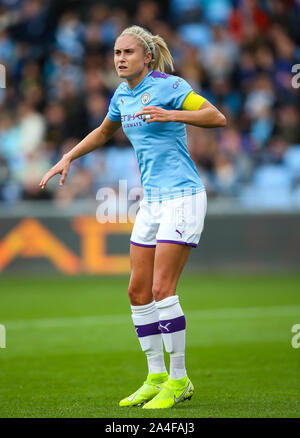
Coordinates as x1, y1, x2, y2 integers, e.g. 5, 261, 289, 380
0, 0, 300, 209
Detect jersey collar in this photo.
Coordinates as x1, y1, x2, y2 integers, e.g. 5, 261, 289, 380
125, 70, 153, 94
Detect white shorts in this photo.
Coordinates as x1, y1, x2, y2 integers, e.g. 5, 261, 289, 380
130, 191, 207, 248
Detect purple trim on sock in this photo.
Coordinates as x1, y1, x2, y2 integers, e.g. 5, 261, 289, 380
135, 321, 161, 338
130, 240, 156, 248
159, 315, 186, 334
150, 71, 170, 79
157, 240, 197, 248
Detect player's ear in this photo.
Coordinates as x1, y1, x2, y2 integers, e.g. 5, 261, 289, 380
144, 51, 152, 67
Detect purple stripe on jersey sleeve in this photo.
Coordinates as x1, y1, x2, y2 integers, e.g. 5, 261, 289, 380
135, 321, 161, 338
159, 315, 186, 334
150, 71, 170, 79
156, 240, 197, 247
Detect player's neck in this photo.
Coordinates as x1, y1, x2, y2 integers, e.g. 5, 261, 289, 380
127, 68, 151, 90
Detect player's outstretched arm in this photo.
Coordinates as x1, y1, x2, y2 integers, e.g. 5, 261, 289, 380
40, 117, 121, 189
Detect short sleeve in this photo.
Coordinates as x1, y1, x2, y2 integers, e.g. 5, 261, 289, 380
166, 76, 193, 110
107, 91, 121, 122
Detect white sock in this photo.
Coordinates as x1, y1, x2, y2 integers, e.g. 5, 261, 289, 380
155, 295, 187, 380
146, 353, 167, 375
131, 301, 167, 375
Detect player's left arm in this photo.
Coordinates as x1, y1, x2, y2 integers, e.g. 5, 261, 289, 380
136, 91, 226, 128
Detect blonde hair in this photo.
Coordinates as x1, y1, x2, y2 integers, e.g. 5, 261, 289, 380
117, 25, 174, 73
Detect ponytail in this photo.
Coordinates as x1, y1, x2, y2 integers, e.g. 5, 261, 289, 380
118, 25, 174, 73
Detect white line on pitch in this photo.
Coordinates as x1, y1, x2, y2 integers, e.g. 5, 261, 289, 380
2, 305, 300, 330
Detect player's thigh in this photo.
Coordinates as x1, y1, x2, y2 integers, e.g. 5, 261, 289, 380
130, 199, 158, 247
128, 243, 156, 305
152, 242, 191, 301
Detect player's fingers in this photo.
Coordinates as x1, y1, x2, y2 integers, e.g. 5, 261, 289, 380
40, 173, 51, 189
40, 171, 50, 186
40, 166, 61, 189
136, 110, 148, 117
147, 115, 166, 124
59, 169, 68, 186
144, 109, 162, 118
136, 107, 156, 117
136, 109, 147, 116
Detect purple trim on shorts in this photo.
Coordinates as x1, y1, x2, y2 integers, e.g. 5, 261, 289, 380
130, 240, 156, 248
150, 70, 170, 79
135, 321, 161, 338
156, 240, 197, 248
159, 315, 186, 334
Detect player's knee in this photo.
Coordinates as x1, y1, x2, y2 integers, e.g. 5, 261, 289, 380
128, 283, 150, 306
152, 283, 171, 302
128, 283, 139, 304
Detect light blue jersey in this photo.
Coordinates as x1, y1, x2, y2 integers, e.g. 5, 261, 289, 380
107, 70, 205, 202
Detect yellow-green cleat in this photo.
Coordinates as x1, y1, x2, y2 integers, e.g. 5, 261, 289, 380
142, 375, 194, 409
119, 372, 168, 407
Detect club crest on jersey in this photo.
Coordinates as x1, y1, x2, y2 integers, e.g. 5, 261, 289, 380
141, 92, 150, 105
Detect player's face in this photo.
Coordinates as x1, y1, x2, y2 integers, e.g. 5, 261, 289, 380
114, 35, 151, 80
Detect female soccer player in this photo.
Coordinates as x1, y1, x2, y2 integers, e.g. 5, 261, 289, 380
40, 25, 226, 409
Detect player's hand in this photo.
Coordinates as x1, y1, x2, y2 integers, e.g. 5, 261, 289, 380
135, 106, 172, 124
39, 155, 71, 189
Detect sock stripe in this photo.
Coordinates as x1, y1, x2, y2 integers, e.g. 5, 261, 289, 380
134, 321, 161, 338
159, 315, 186, 334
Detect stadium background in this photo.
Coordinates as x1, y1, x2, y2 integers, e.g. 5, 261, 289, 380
0, 0, 299, 419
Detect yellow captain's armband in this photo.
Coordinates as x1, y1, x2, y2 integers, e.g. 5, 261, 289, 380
182, 91, 206, 111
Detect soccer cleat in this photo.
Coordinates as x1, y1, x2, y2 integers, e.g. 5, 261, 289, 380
142, 375, 194, 409
119, 372, 168, 407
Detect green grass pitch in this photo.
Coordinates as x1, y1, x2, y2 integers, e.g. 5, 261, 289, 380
0, 274, 299, 418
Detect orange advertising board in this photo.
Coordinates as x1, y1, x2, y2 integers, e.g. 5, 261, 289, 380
0, 217, 133, 274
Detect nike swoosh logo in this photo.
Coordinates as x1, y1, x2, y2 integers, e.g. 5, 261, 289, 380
174, 383, 190, 404
128, 391, 138, 401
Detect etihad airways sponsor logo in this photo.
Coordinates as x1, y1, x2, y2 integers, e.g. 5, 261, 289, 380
121, 114, 144, 122
120, 113, 149, 128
